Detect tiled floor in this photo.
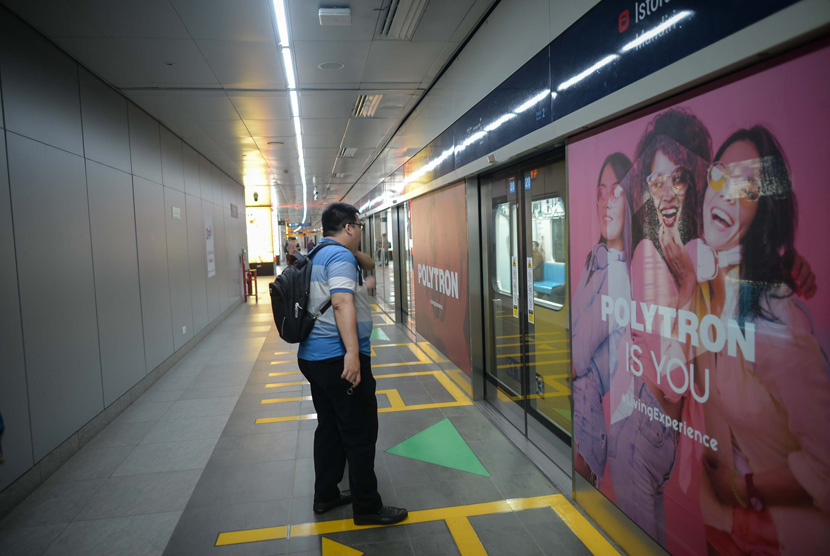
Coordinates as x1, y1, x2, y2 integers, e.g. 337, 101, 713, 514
0, 276, 612, 556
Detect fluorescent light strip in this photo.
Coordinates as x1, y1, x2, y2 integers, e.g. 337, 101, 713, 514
273, 0, 290, 47
289, 90, 299, 117
557, 55, 619, 91
622, 11, 692, 52
282, 49, 296, 89
484, 113, 517, 132
513, 89, 551, 114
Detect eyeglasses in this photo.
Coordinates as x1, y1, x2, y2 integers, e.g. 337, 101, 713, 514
349, 221, 365, 231
708, 159, 762, 204
647, 166, 688, 194
597, 183, 624, 203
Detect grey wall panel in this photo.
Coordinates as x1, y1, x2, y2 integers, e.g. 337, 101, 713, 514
182, 143, 200, 198
86, 160, 146, 406
198, 155, 213, 202
0, 132, 34, 486
128, 104, 162, 185
186, 194, 208, 334
7, 133, 102, 461
133, 176, 174, 371
203, 201, 220, 321
160, 128, 185, 192
214, 203, 229, 312
79, 68, 131, 173
210, 166, 223, 206
0, 23, 83, 156
164, 186, 194, 350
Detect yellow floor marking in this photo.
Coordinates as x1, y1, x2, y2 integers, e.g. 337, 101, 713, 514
216, 494, 619, 556
256, 413, 317, 424
268, 371, 302, 377
322, 537, 363, 555
378, 389, 405, 409
274, 351, 294, 355
257, 370, 472, 424
370, 343, 412, 357
269, 360, 295, 366
261, 395, 312, 405
498, 349, 570, 358
497, 359, 570, 370
265, 381, 308, 388
496, 332, 568, 340
447, 369, 473, 398
495, 339, 569, 348
446, 517, 487, 556
417, 343, 449, 363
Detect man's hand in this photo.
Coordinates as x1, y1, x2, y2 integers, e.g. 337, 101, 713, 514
342, 351, 361, 387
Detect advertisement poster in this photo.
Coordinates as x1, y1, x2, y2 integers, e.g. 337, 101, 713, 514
205, 212, 215, 278
411, 182, 472, 376
568, 43, 830, 555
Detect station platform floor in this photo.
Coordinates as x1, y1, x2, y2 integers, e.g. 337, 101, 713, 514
0, 276, 619, 556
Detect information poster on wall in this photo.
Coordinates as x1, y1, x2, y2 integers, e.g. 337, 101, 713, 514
568, 43, 830, 555
411, 182, 472, 376
205, 212, 215, 278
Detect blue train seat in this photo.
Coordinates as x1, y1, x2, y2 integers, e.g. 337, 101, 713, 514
533, 262, 566, 295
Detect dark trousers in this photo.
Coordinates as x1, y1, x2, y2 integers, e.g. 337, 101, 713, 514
298, 354, 382, 514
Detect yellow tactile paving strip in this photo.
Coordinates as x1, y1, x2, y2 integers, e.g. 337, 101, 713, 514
215, 494, 619, 556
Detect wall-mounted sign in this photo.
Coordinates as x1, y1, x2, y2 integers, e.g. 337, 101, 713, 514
511, 256, 519, 319
171, 206, 181, 220
230, 203, 238, 218
205, 212, 215, 278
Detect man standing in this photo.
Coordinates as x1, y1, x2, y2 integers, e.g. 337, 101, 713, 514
297, 202, 407, 526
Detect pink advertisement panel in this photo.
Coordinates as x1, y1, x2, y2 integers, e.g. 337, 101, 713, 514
411, 182, 472, 376
568, 43, 830, 555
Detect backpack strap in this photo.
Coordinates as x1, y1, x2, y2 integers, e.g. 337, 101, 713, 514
308, 241, 363, 316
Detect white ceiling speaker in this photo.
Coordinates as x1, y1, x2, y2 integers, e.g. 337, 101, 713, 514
376, 0, 429, 40
319, 7, 352, 26
352, 94, 383, 118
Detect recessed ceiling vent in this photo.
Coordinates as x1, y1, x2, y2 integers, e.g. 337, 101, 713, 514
352, 94, 383, 118
332, 172, 347, 178
339, 147, 358, 158
375, 0, 429, 40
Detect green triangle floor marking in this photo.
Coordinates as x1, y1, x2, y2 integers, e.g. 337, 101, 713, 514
386, 418, 489, 477
370, 327, 389, 340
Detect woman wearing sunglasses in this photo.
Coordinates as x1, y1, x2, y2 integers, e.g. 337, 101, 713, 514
604, 108, 712, 546
664, 126, 830, 554
572, 153, 634, 488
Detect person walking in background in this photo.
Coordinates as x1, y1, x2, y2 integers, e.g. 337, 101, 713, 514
296, 202, 407, 526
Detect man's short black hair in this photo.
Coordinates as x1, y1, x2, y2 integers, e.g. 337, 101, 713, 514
322, 202, 359, 237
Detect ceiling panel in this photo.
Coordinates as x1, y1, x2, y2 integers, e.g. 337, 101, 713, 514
78, 0, 190, 39
127, 91, 241, 121
230, 92, 290, 120
171, 0, 274, 42
412, 0, 476, 43
57, 37, 153, 87
294, 40, 371, 85
301, 118, 348, 137
1, 0, 102, 38
197, 40, 283, 89
303, 148, 339, 161
288, 0, 382, 42
245, 119, 295, 137
301, 135, 345, 149
111, 38, 219, 86
299, 90, 358, 119
362, 41, 445, 83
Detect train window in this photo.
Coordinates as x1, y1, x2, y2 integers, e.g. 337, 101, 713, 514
494, 202, 516, 295
531, 196, 566, 310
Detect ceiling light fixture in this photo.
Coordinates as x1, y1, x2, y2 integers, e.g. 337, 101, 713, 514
289, 90, 300, 117
267, 141, 284, 145
352, 94, 383, 118
317, 61, 345, 70
339, 147, 357, 158
376, 0, 429, 40
273, 0, 290, 46
281, 49, 296, 89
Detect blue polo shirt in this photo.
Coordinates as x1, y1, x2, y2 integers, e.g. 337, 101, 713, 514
297, 239, 373, 360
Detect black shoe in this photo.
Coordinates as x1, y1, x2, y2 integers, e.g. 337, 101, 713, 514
313, 491, 352, 514
353, 506, 408, 526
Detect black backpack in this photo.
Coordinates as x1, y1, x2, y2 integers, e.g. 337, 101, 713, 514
269, 242, 338, 343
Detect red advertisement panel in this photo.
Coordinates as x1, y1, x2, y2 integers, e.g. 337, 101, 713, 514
411, 182, 472, 376
568, 43, 830, 555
